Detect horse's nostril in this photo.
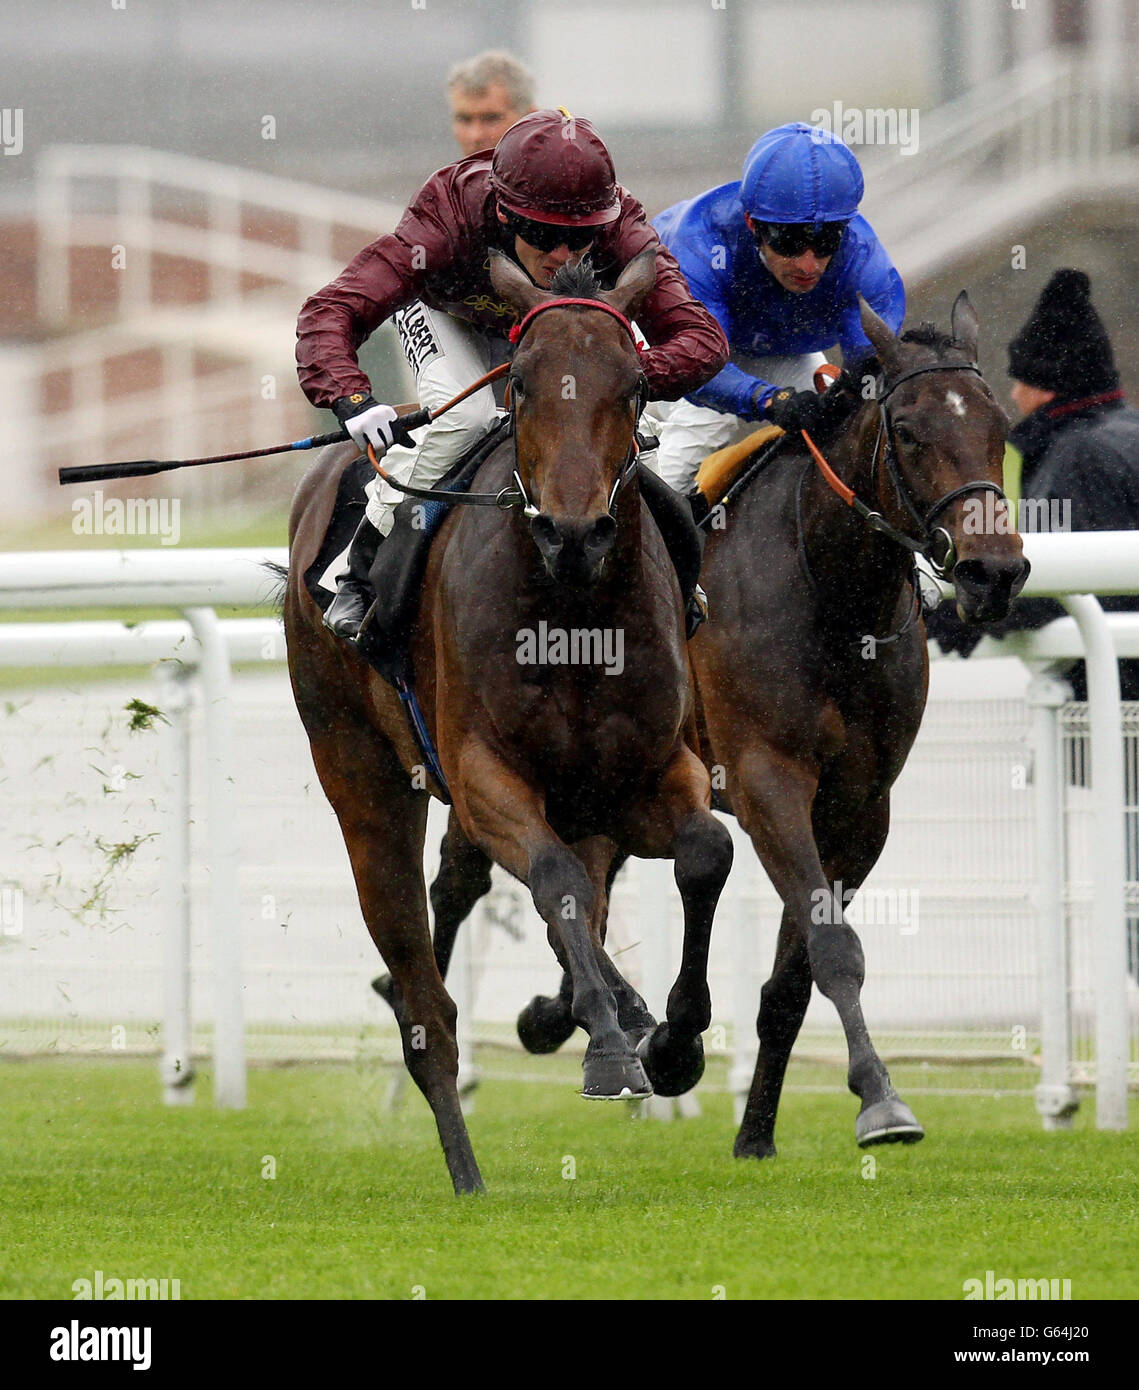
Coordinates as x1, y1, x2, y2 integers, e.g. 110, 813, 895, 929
585, 515, 617, 557
530, 514, 562, 555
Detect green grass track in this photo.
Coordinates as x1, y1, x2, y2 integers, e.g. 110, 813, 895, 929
2, 1055, 1135, 1300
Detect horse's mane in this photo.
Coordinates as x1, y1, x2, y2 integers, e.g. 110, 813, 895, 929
898, 322, 970, 356
549, 257, 605, 301
856, 322, 975, 380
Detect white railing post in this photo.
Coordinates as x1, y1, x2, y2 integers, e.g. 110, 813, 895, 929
1026, 667, 1080, 1130
1062, 596, 1129, 1129
449, 914, 479, 1113
182, 606, 246, 1109
155, 660, 195, 1106
635, 859, 700, 1121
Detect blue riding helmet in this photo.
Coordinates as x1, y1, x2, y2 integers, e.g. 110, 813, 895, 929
741, 122, 864, 225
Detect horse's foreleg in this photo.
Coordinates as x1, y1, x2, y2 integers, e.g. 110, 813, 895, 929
372, 808, 492, 1008
308, 731, 484, 1195
517, 847, 634, 1054
454, 741, 649, 1098
731, 739, 913, 1151
623, 747, 734, 1097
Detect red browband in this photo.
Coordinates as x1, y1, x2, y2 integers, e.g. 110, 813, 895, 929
509, 297, 641, 350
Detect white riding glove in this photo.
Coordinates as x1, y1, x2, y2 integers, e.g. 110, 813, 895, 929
332, 394, 413, 456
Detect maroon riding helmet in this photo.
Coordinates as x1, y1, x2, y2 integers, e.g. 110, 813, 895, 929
490, 108, 621, 226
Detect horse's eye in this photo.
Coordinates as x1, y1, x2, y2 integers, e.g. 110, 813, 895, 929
893, 421, 917, 448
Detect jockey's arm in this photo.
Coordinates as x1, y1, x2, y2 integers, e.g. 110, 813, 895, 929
614, 230, 728, 401
836, 248, 906, 368
295, 189, 462, 411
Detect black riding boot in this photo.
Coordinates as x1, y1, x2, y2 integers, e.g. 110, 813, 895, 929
323, 515, 383, 639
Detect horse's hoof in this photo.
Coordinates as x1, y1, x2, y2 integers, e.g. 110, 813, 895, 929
733, 1136, 777, 1160
856, 1097, 925, 1147
636, 1024, 705, 1098
516, 994, 577, 1055
371, 973, 394, 1008
581, 1048, 652, 1100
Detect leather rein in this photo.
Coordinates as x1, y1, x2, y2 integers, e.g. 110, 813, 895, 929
366, 296, 647, 518
800, 360, 1007, 581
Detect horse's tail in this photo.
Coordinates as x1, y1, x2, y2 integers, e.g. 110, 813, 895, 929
261, 560, 289, 613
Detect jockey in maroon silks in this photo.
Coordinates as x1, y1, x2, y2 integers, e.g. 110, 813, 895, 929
296, 108, 729, 637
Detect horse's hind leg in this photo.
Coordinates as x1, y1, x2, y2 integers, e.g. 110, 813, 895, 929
308, 730, 484, 1195
734, 907, 811, 1159
373, 807, 492, 1007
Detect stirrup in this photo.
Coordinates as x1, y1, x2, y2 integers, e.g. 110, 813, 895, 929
323, 581, 373, 639
686, 584, 709, 639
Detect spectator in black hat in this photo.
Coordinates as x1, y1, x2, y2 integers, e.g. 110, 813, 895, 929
926, 268, 1139, 700
927, 269, 1139, 983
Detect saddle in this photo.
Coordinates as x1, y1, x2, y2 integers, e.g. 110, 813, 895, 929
695, 423, 785, 510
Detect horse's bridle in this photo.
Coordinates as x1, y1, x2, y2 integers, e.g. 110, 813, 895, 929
807, 360, 1008, 580
505, 296, 648, 521
869, 361, 1008, 578
365, 295, 648, 520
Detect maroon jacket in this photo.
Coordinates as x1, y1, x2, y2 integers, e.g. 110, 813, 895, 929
295, 153, 728, 409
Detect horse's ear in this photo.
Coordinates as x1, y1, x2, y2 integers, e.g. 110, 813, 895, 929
950, 290, 980, 363
859, 295, 902, 375
489, 248, 548, 316
604, 249, 657, 321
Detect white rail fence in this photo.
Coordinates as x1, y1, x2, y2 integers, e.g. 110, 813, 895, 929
0, 539, 1136, 1131
15, 146, 405, 517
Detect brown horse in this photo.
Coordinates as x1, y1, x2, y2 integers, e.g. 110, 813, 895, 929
403, 293, 1029, 1157
284, 251, 733, 1194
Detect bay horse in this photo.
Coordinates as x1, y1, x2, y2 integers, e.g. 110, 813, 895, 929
284, 251, 733, 1194
404, 293, 1029, 1157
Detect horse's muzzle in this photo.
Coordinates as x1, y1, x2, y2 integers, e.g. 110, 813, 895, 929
951, 553, 1031, 624
531, 513, 617, 586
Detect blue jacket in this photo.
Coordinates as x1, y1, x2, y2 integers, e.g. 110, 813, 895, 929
653, 183, 905, 418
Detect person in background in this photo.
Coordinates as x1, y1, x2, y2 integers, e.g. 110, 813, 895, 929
926, 268, 1139, 982
447, 50, 537, 157
926, 268, 1139, 698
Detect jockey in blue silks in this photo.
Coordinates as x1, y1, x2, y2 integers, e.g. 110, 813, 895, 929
649, 122, 906, 502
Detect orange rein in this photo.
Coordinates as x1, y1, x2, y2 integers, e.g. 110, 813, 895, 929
367, 361, 513, 485
800, 363, 855, 508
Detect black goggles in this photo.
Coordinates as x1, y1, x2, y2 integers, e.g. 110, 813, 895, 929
503, 210, 597, 253
754, 220, 848, 258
